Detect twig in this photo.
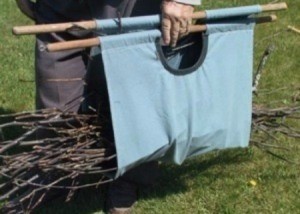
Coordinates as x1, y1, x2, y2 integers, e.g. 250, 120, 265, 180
288, 25, 300, 34
252, 44, 275, 93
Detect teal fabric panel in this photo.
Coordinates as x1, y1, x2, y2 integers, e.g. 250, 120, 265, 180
94, 4, 262, 35
89, 17, 255, 177
95, 15, 160, 35
205, 5, 262, 20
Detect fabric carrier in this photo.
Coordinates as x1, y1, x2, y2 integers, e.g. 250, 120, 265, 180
87, 6, 259, 178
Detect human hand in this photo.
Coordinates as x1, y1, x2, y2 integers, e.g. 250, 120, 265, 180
161, 0, 194, 47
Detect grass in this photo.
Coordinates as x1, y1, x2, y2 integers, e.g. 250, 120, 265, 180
0, 0, 299, 213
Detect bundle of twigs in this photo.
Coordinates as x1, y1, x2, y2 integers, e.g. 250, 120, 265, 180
0, 109, 117, 213
250, 44, 300, 158
0, 98, 299, 213
251, 105, 300, 147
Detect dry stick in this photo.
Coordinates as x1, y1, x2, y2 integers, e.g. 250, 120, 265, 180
0, 111, 99, 146
253, 106, 300, 117
0, 108, 60, 118
288, 25, 300, 34
0, 128, 38, 154
1, 142, 115, 181
12, 2, 287, 35
6, 141, 70, 177
264, 149, 299, 164
0, 120, 115, 209
34, 140, 101, 168
0, 121, 35, 129
250, 141, 290, 151
14, 170, 110, 211
11, 175, 113, 191
12, 137, 79, 146
0, 175, 39, 201
46, 15, 277, 52
19, 172, 76, 204
0, 170, 28, 191
252, 44, 275, 93
251, 140, 299, 164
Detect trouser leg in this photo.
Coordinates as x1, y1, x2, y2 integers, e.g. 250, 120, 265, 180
35, 37, 87, 112
34, 0, 145, 111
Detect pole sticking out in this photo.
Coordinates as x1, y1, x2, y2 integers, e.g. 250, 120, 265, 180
46, 15, 277, 52
190, 2, 287, 19
12, 2, 287, 35
13, 21, 97, 35
256, 14, 277, 24
288, 26, 300, 34
260, 2, 288, 12
47, 38, 100, 52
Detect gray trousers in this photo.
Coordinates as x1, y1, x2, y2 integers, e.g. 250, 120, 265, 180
35, 0, 161, 185
35, 0, 136, 110
35, 0, 161, 111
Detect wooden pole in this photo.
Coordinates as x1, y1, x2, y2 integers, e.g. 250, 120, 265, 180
260, 2, 288, 12
46, 37, 100, 52
47, 15, 277, 52
13, 3, 287, 35
191, 2, 287, 19
256, 14, 277, 24
13, 21, 97, 35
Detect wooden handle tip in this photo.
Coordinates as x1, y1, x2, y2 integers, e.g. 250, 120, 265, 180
281, 2, 288, 9
12, 27, 20, 35
261, 2, 288, 12
270, 15, 278, 21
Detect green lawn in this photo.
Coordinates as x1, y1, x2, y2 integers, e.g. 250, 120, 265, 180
0, 0, 299, 213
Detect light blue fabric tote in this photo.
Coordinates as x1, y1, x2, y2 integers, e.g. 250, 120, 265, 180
88, 6, 257, 177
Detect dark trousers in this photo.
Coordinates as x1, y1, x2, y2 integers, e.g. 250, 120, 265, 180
35, 0, 161, 185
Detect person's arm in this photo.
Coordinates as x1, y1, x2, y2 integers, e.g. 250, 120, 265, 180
161, 0, 201, 47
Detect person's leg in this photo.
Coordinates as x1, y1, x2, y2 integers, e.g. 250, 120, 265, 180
106, 162, 160, 213
35, 36, 87, 112
35, 0, 92, 111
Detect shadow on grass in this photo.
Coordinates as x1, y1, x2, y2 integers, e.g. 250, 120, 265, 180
36, 148, 252, 214
141, 148, 252, 199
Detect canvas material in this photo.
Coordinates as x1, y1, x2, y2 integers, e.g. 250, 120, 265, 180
89, 9, 256, 178
94, 5, 261, 36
